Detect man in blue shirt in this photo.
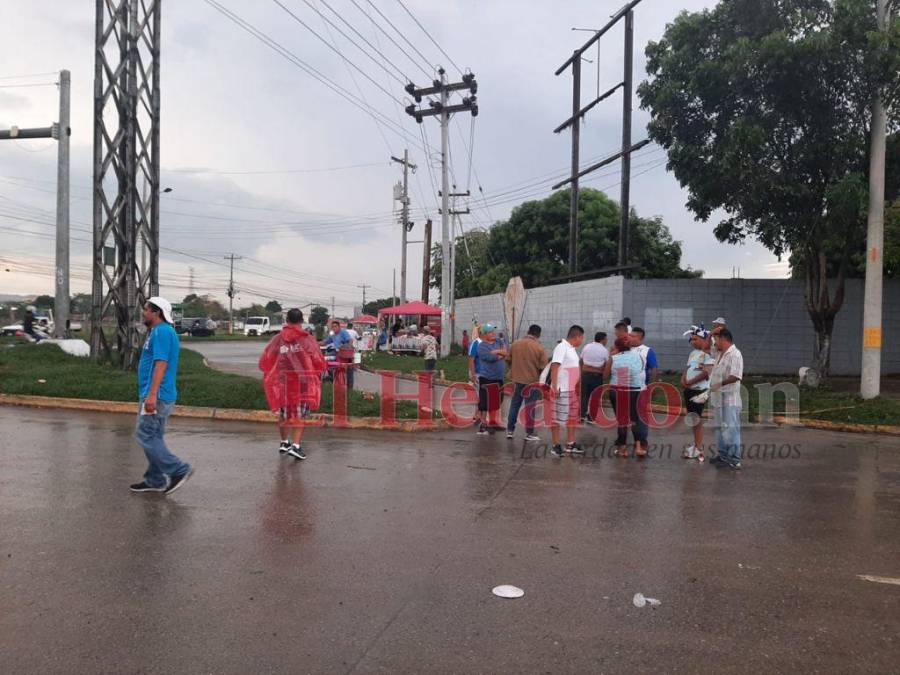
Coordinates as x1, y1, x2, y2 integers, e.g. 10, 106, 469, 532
130, 296, 194, 494
322, 319, 356, 390
475, 323, 507, 435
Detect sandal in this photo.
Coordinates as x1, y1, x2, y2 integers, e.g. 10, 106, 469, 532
635, 443, 648, 458
614, 446, 629, 458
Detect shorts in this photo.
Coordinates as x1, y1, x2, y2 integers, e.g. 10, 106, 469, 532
683, 389, 707, 416
478, 378, 504, 412
424, 358, 437, 371
553, 390, 575, 424
279, 403, 311, 421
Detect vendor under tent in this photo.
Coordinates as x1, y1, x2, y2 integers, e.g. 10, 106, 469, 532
378, 301, 443, 353
349, 315, 379, 351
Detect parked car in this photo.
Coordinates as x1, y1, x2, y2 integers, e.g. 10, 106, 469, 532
187, 318, 217, 337
244, 316, 282, 336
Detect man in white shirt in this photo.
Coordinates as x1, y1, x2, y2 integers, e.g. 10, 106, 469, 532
709, 328, 744, 470
580, 331, 609, 423
550, 325, 585, 457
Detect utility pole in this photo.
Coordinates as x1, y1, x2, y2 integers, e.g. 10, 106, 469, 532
553, 0, 645, 277
405, 69, 478, 357
568, 54, 581, 274
188, 267, 195, 295
358, 284, 370, 312
0, 70, 71, 338
331, 296, 335, 319
224, 254, 242, 335
618, 10, 634, 268
392, 270, 397, 306
421, 218, 432, 302
54, 70, 71, 339
391, 150, 416, 304
861, 0, 890, 399
444, 192, 470, 344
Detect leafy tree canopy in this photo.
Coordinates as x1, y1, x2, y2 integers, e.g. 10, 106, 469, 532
431, 188, 700, 299
638, 0, 900, 372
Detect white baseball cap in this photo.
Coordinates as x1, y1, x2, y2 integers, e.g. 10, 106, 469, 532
147, 296, 174, 324
712, 316, 727, 326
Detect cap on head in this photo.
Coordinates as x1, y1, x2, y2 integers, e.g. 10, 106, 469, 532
147, 296, 173, 323
481, 323, 496, 335
712, 317, 727, 326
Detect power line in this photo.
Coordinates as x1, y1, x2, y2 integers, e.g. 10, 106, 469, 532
163, 161, 385, 175
395, 0, 463, 75
364, 0, 435, 72
0, 71, 59, 80
317, 0, 414, 83
351, 0, 432, 79
201, 0, 426, 154
272, 0, 406, 94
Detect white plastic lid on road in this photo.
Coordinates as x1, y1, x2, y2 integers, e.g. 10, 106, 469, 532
492, 585, 525, 599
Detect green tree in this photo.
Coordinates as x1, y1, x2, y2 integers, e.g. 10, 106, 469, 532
70, 293, 92, 315
33, 295, 54, 310
430, 189, 700, 299
363, 297, 400, 315
181, 294, 228, 320
264, 300, 282, 314
639, 0, 899, 374
309, 305, 329, 325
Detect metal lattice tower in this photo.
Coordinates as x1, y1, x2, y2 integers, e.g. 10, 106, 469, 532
91, 0, 161, 367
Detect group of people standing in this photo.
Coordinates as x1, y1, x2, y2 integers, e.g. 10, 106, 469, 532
467, 315, 745, 469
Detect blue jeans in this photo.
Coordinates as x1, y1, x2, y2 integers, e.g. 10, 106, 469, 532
715, 405, 743, 460
507, 383, 542, 435
135, 399, 189, 488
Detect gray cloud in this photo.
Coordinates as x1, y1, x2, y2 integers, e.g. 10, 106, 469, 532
0, 1, 783, 313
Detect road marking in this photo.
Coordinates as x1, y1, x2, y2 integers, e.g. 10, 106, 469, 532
857, 574, 900, 586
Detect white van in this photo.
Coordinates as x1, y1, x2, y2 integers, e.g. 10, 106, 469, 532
244, 316, 282, 336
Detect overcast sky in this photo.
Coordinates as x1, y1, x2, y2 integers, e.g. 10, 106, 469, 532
0, 0, 786, 315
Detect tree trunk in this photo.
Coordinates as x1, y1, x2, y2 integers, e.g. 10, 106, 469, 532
803, 243, 847, 380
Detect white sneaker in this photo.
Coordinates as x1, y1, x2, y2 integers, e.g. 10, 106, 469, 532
682, 445, 701, 459
524, 434, 540, 442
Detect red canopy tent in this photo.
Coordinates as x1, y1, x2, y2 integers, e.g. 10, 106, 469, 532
351, 314, 378, 324
377, 301, 441, 318
378, 301, 443, 337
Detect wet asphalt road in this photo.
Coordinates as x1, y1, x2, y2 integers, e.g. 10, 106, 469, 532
1, 405, 899, 674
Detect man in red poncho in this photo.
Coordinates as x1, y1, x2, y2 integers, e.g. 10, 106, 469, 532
258, 308, 327, 460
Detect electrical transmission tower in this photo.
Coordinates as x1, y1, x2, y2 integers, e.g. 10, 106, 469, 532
553, 0, 646, 277
91, 0, 162, 368
405, 68, 478, 357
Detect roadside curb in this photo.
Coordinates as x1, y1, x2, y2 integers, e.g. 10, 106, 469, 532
0, 394, 450, 432
771, 415, 900, 436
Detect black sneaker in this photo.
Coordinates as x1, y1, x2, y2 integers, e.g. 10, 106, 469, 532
550, 444, 565, 458
709, 454, 727, 466
566, 442, 585, 456
722, 457, 742, 470
279, 441, 291, 454
287, 445, 307, 460
477, 424, 489, 435
506, 430, 515, 439
165, 466, 194, 495
130, 481, 166, 493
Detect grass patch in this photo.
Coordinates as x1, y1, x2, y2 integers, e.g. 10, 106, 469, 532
656, 374, 900, 425
0, 343, 421, 419
363, 350, 471, 382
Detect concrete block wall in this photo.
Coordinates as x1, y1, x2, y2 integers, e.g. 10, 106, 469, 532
453, 276, 899, 375
453, 276, 623, 352
622, 279, 900, 376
